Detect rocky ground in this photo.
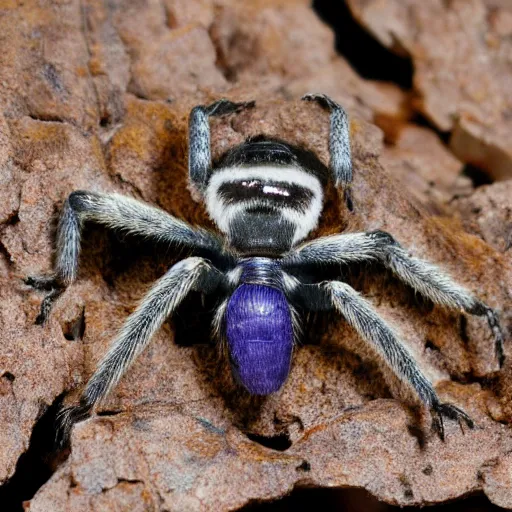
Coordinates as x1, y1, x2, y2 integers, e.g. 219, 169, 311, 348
0, 0, 511, 510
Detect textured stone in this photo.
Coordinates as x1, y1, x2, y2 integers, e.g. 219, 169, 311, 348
380, 124, 469, 212
210, 0, 335, 83
454, 181, 512, 254
347, 0, 512, 181
23, 99, 512, 510
483, 452, 512, 509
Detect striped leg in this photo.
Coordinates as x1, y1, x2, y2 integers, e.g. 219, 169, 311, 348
291, 279, 473, 440
188, 99, 255, 191
57, 257, 225, 444
284, 230, 505, 367
26, 191, 222, 323
302, 93, 353, 208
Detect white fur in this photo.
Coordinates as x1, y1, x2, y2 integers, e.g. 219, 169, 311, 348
205, 166, 324, 245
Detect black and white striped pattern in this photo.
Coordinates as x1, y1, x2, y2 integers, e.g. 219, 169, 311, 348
205, 166, 324, 247
218, 179, 314, 212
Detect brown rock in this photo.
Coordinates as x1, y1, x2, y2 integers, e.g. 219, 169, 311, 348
111, 0, 226, 102
23, 99, 512, 510
347, 0, 512, 181
483, 452, 512, 509
379, 124, 470, 212
454, 181, 512, 253
0, 0, 99, 128
210, 0, 335, 83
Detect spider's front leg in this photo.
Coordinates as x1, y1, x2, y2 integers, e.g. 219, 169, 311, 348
284, 231, 505, 367
26, 191, 222, 324
302, 93, 353, 209
188, 98, 255, 191
290, 280, 473, 441
57, 257, 226, 445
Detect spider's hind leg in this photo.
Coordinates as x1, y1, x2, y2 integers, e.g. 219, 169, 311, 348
290, 279, 475, 441
431, 402, 474, 442
55, 257, 225, 445
370, 230, 506, 367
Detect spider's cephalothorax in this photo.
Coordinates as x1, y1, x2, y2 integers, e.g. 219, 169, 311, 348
205, 135, 329, 256
27, 94, 505, 442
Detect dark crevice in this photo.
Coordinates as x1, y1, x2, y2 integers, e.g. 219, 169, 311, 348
462, 164, 494, 188
99, 116, 111, 128
115, 477, 144, 486
246, 432, 292, 452
0, 393, 70, 511
27, 113, 66, 124
313, 0, 413, 89
3, 210, 20, 227
61, 307, 86, 341
239, 487, 503, 511
459, 316, 470, 344
410, 111, 451, 144
96, 409, 123, 417
0, 238, 14, 268
425, 339, 440, 352
295, 461, 311, 472
407, 422, 427, 450
2, 371, 15, 382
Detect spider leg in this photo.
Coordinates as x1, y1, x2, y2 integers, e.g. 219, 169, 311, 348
284, 230, 505, 367
288, 279, 474, 441
188, 98, 255, 191
302, 93, 352, 208
57, 256, 226, 445
26, 191, 223, 323
374, 232, 505, 367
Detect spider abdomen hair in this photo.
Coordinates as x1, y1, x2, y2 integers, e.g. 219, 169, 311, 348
226, 284, 293, 395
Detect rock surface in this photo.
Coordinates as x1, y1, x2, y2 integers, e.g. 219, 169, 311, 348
0, 0, 510, 511
379, 124, 470, 213
347, 0, 512, 181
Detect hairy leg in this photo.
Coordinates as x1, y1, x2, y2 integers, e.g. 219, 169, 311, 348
57, 257, 225, 444
302, 93, 352, 208
26, 191, 222, 322
289, 278, 473, 440
284, 230, 504, 366
188, 98, 255, 191
376, 232, 505, 366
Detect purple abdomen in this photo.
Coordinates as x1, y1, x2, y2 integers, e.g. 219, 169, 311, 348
226, 284, 293, 395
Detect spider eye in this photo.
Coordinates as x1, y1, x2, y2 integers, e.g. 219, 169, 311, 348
262, 185, 290, 197
218, 179, 313, 211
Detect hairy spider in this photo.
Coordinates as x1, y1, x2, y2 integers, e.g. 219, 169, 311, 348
26, 94, 504, 442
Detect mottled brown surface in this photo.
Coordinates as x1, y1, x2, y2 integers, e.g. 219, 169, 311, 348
380, 124, 470, 213
0, 0, 510, 511
347, 0, 512, 181
454, 181, 512, 254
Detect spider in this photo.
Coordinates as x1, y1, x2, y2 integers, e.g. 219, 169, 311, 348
26, 94, 504, 442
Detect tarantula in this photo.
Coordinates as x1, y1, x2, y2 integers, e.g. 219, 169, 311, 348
27, 94, 504, 442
